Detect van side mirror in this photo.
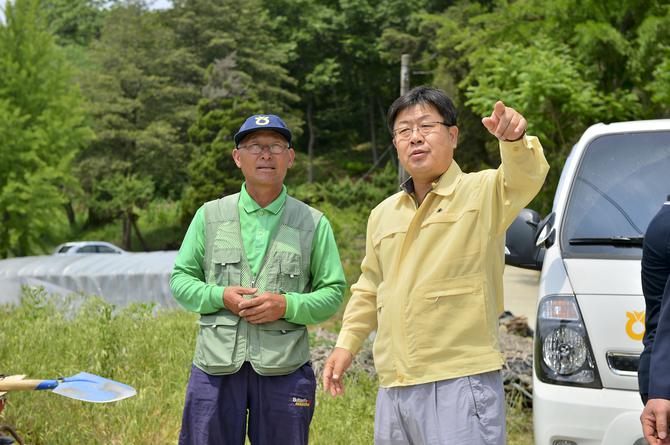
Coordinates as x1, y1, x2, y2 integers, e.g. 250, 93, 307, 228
505, 208, 546, 270
534, 212, 556, 248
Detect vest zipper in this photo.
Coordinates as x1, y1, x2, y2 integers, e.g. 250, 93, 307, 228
247, 274, 256, 361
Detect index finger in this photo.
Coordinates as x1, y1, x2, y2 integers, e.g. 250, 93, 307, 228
235, 287, 258, 295
493, 100, 506, 118
238, 297, 264, 309
329, 358, 349, 396
323, 355, 346, 396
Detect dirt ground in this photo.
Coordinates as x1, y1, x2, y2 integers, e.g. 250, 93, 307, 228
503, 265, 541, 330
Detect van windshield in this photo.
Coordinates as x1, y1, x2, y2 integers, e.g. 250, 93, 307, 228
561, 130, 670, 258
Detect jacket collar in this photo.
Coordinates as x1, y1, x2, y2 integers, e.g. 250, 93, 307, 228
400, 161, 463, 198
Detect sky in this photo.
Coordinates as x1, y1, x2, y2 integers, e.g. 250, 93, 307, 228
0, 1, 174, 24
151, 0, 172, 9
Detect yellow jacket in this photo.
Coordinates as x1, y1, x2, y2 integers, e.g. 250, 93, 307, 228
335, 135, 549, 387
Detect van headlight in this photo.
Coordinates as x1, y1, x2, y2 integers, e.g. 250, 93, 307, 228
542, 326, 586, 374
535, 295, 602, 388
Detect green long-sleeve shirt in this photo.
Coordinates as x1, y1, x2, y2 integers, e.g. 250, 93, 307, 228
170, 184, 346, 325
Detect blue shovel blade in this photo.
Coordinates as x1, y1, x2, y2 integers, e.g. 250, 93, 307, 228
52, 372, 137, 403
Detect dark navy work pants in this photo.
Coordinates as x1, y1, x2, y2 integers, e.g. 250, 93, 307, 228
178, 362, 316, 445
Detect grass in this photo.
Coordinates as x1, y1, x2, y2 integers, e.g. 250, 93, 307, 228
0, 289, 532, 444
507, 390, 534, 445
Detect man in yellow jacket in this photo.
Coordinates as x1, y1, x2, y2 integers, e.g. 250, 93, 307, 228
323, 86, 549, 444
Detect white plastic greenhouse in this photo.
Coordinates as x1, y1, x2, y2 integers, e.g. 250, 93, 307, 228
0, 251, 179, 308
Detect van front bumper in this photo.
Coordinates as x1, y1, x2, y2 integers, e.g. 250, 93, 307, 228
533, 378, 646, 445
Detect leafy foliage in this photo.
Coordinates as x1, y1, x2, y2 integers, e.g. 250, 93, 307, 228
414, 0, 670, 213
174, 0, 302, 224
40, 0, 107, 46
77, 2, 198, 247
0, 0, 92, 257
2, 0, 670, 254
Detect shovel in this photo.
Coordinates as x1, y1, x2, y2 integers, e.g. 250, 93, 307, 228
0, 372, 136, 403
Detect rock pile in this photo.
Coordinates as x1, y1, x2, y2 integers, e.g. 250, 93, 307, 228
499, 317, 534, 402
310, 329, 376, 379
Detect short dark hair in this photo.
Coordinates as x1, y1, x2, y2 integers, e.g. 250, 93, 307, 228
386, 86, 458, 133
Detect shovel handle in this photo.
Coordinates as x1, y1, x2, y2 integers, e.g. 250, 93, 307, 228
0, 379, 59, 391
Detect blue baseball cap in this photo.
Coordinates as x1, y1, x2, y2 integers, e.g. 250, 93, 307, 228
234, 114, 292, 146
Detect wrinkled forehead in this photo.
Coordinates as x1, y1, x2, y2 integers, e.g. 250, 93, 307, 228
394, 103, 441, 126
240, 129, 288, 145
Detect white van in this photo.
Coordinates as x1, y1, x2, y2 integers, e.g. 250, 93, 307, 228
505, 120, 670, 445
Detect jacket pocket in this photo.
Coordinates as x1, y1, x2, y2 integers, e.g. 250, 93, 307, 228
375, 294, 385, 332
419, 207, 481, 258
257, 319, 309, 372
194, 312, 240, 367
420, 201, 480, 227
408, 275, 487, 361
371, 292, 395, 378
212, 248, 242, 286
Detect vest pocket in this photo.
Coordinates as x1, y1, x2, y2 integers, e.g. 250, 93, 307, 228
257, 320, 310, 372
212, 248, 242, 286
275, 252, 302, 293
194, 313, 240, 368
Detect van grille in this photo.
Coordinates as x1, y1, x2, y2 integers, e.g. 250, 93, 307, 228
605, 352, 640, 377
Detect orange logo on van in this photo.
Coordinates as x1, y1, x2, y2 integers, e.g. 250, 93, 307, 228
625, 311, 645, 341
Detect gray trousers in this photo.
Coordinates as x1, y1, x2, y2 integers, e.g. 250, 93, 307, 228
374, 371, 506, 445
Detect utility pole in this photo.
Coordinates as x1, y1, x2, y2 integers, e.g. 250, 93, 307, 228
398, 54, 411, 185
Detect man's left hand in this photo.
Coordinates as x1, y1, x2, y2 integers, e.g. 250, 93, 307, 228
238, 292, 287, 324
641, 398, 670, 445
482, 100, 527, 141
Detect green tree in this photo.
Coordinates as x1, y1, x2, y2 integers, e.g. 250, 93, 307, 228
414, 0, 670, 213
263, 0, 342, 182
170, 0, 300, 118
632, 3, 670, 117
463, 39, 608, 211
78, 1, 199, 249
40, 0, 108, 46
263, 0, 443, 183
93, 173, 155, 249
305, 0, 427, 166
173, 0, 301, 224
0, 0, 92, 257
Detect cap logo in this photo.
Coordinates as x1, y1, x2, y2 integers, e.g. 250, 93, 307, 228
255, 116, 270, 126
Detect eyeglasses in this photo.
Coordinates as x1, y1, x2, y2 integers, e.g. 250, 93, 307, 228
237, 143, 289, 155
392, 121, 451, 141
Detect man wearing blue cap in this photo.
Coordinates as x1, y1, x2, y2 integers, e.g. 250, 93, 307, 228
171, 114, 346, 445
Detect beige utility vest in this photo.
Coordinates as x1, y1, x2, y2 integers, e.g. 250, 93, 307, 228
195, 193, 322, 376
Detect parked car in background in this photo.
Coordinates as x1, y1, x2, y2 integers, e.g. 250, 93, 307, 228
53, 241, 125, 255
506, 119, 670, 445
